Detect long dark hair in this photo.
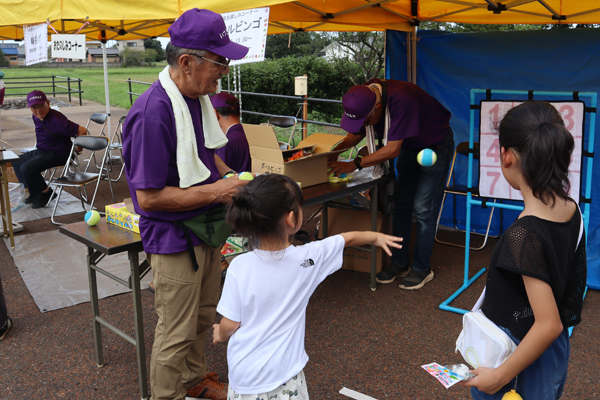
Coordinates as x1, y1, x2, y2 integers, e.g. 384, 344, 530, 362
226, 174, 303, 250
498, 101, 574, 206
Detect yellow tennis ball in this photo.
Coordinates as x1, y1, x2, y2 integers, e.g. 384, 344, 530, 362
238, 171, 254, 181
84, 210, 101, 226
502, 390, 523, 400
417, 148, 437, 167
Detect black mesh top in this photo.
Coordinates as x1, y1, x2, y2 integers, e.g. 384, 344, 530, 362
481, 206, 587, 341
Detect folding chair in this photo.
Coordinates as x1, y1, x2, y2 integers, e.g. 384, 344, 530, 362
85, 113, 109, 169
434, 142, 500, 250
50, 135, 115, 225
269, 116, 297, 150
106, 115, 126, 182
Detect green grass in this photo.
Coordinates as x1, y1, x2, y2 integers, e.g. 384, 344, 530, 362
3, 65, 166, 109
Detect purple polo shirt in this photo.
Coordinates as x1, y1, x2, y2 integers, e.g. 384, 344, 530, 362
360, 79, 451, 149
33, 109, 79, 154
122, 81, 221, 254
215, 123, 251, 173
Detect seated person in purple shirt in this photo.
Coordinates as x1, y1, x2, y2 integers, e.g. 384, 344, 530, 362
210, 92, 251, 173
12, 90, 87, 209
122, 8, 248, 400
328, 80, 454, 291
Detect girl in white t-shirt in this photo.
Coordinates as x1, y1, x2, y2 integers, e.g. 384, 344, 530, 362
213, 173, 402, 399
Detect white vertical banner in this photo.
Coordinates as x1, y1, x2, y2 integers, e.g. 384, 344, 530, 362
479, 101, 584, 201
24, 23, 48, 66
222, 7, 270, 66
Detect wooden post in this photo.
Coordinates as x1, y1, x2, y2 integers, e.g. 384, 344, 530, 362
302, 74, 308, 140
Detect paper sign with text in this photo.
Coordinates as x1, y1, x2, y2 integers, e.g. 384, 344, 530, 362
221, 7, 269, 66
24, 23, 48, 66
51, 34, 86, 60
479, 101, 583, 201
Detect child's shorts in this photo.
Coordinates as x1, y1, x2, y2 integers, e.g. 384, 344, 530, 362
471, 327, 570, 400
227, 370, 309, 400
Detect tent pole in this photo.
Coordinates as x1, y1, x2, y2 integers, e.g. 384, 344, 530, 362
410, 26, 418, 84
102, 40, 111, 134
237, 64, 242, 123
406, 31, 412, 82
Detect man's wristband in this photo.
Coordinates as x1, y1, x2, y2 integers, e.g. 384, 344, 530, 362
353, 157, 363, 171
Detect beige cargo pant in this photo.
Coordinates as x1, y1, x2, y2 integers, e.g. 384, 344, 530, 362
147, 243, 221, 400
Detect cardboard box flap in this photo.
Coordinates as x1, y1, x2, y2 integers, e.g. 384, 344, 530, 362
296, 132, 344, 154
243, 124, 284, 163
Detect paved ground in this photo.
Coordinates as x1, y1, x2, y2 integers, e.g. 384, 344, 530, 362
0, 99, 598, 399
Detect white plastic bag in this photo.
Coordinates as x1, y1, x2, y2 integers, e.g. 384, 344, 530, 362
8, 182, 26, 212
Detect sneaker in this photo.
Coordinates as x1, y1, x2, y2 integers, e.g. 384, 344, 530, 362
376, 262, 410, 284
399, 269, 434, 290
186, 372, 227, 400
31, 188, 56, 209
0, 318, 12, 341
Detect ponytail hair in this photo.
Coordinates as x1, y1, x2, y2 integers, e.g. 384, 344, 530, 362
498, 101, 574, 206
226, 174, 303, 250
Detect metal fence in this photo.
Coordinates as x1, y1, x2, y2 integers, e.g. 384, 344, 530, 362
125, 78, 343, 131
2, 75, 83, 106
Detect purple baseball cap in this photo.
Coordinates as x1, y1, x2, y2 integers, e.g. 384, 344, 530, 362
340, 85, 377, 133
168, 8, 249, 60
27, 90, 47, 107
211, 92, 239, 108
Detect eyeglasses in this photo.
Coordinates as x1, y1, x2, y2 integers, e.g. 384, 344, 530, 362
188, 53, 231, 69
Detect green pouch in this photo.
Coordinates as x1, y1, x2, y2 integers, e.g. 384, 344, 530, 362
181, 204, 232, 248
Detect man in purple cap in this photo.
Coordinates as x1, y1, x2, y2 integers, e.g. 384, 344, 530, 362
211, 93, 251, 173
328, 80, 454, 291
11, 90, 87, 209
122, 8, 248, 400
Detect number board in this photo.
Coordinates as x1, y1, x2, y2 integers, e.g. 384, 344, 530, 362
479, 101, 584, 201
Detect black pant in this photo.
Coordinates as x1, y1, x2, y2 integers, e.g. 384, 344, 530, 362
0, 273, 7, 328
11, 150, 69, 198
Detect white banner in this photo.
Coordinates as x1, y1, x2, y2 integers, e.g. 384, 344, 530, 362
51, 34, 86, 60
24, 23, 48, 66
479, 101, 584, 201
221, 7, 269, 66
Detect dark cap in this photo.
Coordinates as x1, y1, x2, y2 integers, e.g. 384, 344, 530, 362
340, 85, 377, 133
27, 90, 47, 107
211, 92, 239, 108
168, 8, 249, 60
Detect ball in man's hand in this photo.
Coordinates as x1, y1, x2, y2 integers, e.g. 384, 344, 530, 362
85, 210, 101, 226
238, 172, 254, 181
417, 148, 437, 167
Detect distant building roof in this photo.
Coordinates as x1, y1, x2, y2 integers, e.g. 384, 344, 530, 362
87, 48, 120, 56
0, 43, 19, 49
0, 48, 18, 55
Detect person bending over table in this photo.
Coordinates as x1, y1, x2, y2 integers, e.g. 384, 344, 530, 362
11, 90, 87, 209
210, 92, 251, 173
328, 79, 454, 291
122, 8, 249, 400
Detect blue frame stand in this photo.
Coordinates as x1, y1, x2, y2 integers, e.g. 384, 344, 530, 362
439, 89, 596, 318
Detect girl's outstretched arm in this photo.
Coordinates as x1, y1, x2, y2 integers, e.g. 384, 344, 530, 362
460, 276, 564, 394
340, 231, 402, 256
213, 317, 241, 345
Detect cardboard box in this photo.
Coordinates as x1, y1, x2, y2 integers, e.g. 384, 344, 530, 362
243, 125, 344, 187
105, 198, 140, 233
320, 207, 391, 274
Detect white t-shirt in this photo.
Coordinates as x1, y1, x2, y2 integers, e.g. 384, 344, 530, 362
217, 235, 346, 394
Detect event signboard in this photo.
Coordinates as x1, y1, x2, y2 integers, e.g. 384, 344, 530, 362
51, 34, 86, 60
222, 7, 269, 66
24, 23, 48, 66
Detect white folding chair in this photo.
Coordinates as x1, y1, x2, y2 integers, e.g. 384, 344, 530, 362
106, 115, 126, 182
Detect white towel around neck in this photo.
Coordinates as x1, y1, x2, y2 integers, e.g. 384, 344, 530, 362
158, 66, 228, 188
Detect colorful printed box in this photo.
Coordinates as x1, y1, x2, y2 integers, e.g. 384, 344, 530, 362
105, 202, 140, 234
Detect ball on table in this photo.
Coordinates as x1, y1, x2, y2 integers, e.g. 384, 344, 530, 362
417, 148, 437, 167
85, 210, 101, 226
238, 171, 254, 181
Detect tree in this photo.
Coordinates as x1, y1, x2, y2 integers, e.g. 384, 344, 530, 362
327, 32, 386, 84
143, 38, 166, 62
0, 49, 9, 67
265, 32, 330, 59
120, 47, 146, 66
